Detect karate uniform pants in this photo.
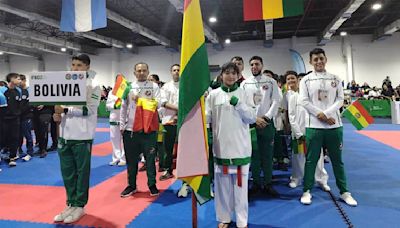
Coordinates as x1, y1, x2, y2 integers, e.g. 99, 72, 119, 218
110, 122, 125, 163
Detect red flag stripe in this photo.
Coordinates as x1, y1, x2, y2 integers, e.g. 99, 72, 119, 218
243, 0, 263, 21
353, 101, 374, 124
184, 0, 194, 11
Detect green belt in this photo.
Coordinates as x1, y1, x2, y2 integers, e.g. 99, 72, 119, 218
110, 121, 119, 126
214, 156, 251, 166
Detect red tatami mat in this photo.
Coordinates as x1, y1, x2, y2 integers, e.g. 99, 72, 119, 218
92, 141, 113, 156
0, 170, 176, 227
357, 131, 400, 150
96, 128, 110, 132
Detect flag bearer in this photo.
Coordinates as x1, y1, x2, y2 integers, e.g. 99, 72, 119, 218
53, 54, 101, 223
206, 62, 256, 228
299, 48, 357, 206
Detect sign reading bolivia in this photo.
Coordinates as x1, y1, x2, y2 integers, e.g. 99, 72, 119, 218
29, 71, 87, 105
342, 100, 374, 130
176, 0, 211, 204
243, 0, 304, 21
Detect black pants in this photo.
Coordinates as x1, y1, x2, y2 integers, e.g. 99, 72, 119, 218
3, 117, 20, 159
0, 110, 4, 150
37, 114, 51, 152
49, 118, 58, 147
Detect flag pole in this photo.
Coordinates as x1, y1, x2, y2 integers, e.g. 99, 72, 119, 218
191, 188, 198, 228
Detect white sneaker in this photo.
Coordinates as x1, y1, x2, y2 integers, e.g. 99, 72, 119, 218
288, 180, 298, 189
54, 206, 75, 222
118, 161, 126, 166
109, 160, 119, 166
9, 161, 16, 167
340, 192, 358, 207
63, 207, 85, 223
300, 191, 312, 205
177, 183, 189, 198
318, 182, 331, 192
22, 154, 32, 162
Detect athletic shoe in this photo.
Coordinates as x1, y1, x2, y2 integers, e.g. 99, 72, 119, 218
288, 180, 298, 189
39, 150, 47, 158
120, 186, 136, 198
9, 160, 16, 167
149, 185, 159, 196
22, 154, 32, 162
177, 183, 189, 198
300, 190, 312, 205
263, 184, 280, 198
109, 160, 118, 166
54, 205, 75, 222
248, 184, 262, 197
117, 161, 126, 166
63, 207, 85, 223
139, 164, 146, 172
340, 192, 358, 206
159, 171, 174, 181
47, 146, 58, 152
318, 182, 331, 192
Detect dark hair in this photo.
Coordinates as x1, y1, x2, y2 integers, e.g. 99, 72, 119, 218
149, 74, 160, 82
249, 56, 263, 64
170, 64, 180, 71
6, 73, 20, 82
284, 71, 298, 79
72, 54, 91, 65
0, 81, 7, 86
134, 62, 149, 71
263, 70, 274, 76
19, 74, 26, 81
231, 56, 243, 63
309, 48, 326, 59
220, 62, 239, 75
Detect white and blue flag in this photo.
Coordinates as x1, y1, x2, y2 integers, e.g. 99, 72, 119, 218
60, 0, 107, 32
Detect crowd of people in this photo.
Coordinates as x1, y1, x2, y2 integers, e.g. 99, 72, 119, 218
0, 48, 365, 227
346, 76, 400, 101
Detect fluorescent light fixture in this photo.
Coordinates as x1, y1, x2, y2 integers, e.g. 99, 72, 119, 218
225, 39, 231, 44
372, 3, 382, 10
0, 51, 4, 55
340, 31, 348, 36
60, 47, 67, 52
209, 17, 217, 23
126, 43, 133, 49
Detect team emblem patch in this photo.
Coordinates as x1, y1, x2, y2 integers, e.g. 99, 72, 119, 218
331, 81, 337, 88
355, 113, 361, 119
262, 84, 269, 90
65, 74, 71, 80
145, 90, 152, 96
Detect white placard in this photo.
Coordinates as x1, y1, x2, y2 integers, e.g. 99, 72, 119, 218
391, 101, 400, 124
29, 71, 87, 105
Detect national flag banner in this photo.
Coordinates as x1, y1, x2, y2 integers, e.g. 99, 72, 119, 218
342, 100, 374, 130
112, 74, 131, 100
133, 98, 159, 133
177, 0, 212, 205
298, 139, 306, 154
114, 98, 122, 109
243, 0, 304, 21
60, 0, 107, 32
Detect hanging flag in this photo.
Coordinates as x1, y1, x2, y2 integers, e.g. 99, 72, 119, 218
177, 0, 211, 205
342, 100, 374, 130
112, 74, 131, 100
133, 98, 159, 133
243, 0, 304, 21
60, 0, 107, 32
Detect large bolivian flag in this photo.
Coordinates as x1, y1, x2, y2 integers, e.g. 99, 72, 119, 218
133, 98, 159, 133
342, 100, 374, 130
243, 0, 304, 21
177, 0, 211, 204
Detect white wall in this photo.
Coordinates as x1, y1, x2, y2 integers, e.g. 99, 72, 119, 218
1, 33, 399, 87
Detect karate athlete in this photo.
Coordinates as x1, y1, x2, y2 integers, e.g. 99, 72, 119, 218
285, 71, 329, 190
159, 64, 180, 181
299, 48, 357, 206
241, 56, 281, 197
106, 79, 126, 166
206, 62, 256, 228
53, 54, 101, 223
120, 62, 161, 197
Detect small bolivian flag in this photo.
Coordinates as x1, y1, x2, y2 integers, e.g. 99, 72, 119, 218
342, 100, 374, 130
243, 0, 304, 21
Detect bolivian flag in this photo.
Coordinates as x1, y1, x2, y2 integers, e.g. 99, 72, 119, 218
114, 98, 122, 109
342, 100, 374, 130
243, 0, 304, 21
112, 74, 131, 99
176, 0, 211, 205
133, 98, 159, 133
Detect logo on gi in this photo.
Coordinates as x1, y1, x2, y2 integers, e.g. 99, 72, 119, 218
331, 81, 337, 88
262, 84, 269, 90
145, 90, 152, 96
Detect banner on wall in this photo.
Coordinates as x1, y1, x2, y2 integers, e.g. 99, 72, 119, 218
29, 71, 87, 105
289, 49, 306, 74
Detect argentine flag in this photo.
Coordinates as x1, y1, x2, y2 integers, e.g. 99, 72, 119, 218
60, 0, 107, 32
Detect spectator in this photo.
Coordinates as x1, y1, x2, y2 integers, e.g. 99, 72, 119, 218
18, 75, 34, 161
148, 74, 165, 88
381, 84, 395, 100
368, 86, 380, 99
382, 76, 391, 87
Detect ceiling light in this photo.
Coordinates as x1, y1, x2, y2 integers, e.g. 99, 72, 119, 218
209, 17, 217, 23
372, 3, 382, 10
225, 39, 231, 44
60, 47, 67, 52
126, 43, 133, 49
340, 31, 348, 36
0, 51, 3, 55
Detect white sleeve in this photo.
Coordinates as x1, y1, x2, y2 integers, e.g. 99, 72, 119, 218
265, 80, 281, 119
106, 94, 116, 111
205, 94, 212, 124
288, 95, 303, 139
323, 79, 344, 117
299, 77, 324, 116
120, 91, 130, 130
66, 84, 101, 117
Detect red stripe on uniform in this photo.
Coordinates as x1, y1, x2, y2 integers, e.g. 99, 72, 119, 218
353, 101, 374, 124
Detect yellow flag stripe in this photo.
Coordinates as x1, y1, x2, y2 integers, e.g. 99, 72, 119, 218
263, 0, 284, 19
182, 176, 203, 191
181, 0, 205, 73
348, 105, 369, 127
